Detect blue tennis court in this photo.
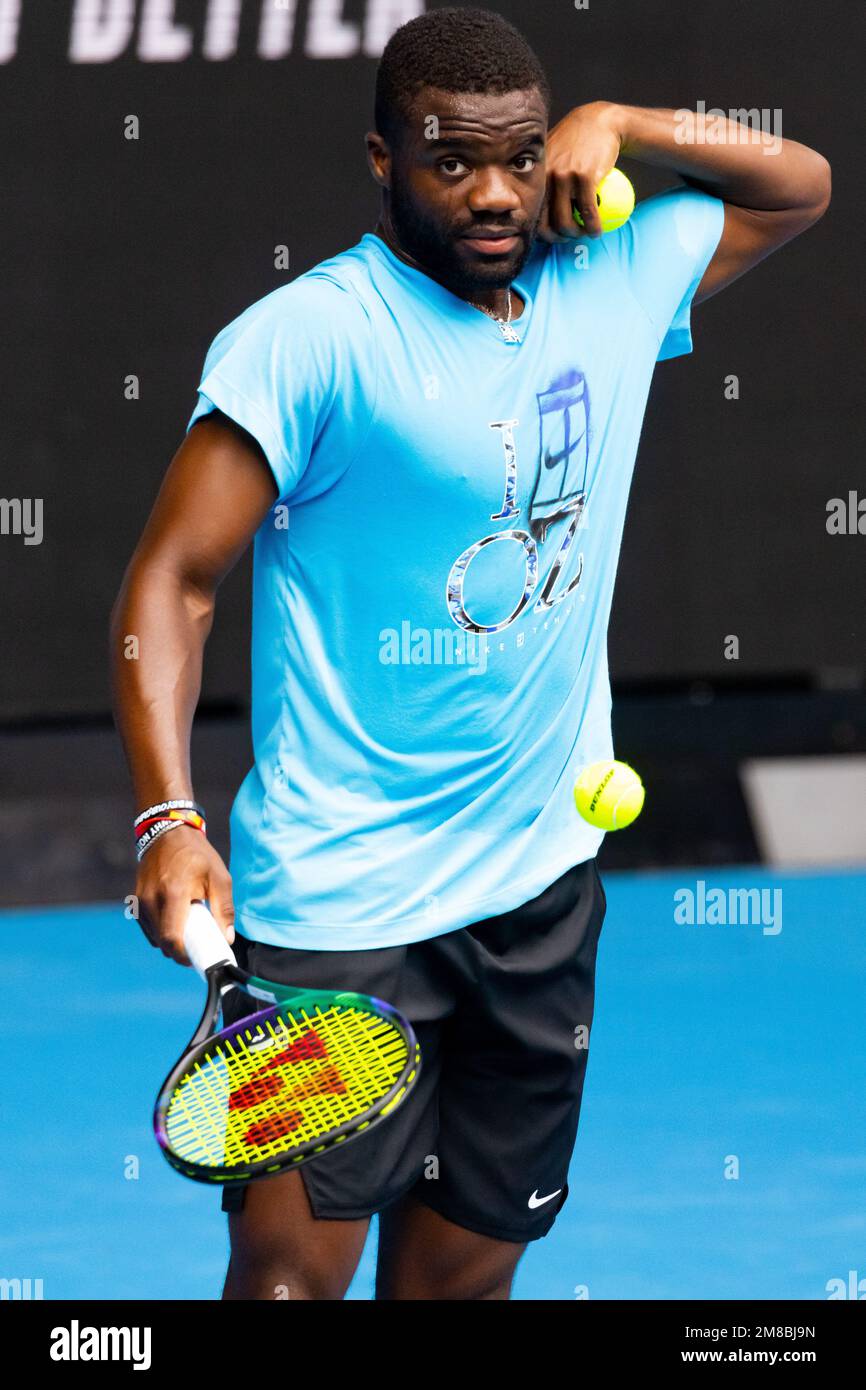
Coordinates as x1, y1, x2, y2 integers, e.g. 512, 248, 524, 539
3, 865, 863, 1301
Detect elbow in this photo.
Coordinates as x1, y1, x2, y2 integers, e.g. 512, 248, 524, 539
110, 556, 215, 657
807, 154, 832, 221
784, 155, 831, 237
110, 552, 147, 644
109, 564, 143, 683
110, 569, 132, 649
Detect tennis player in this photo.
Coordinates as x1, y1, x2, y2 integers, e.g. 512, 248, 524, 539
112, 8, 830, 1300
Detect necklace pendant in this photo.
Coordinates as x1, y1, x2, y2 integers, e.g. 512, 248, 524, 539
499, 321, 520, 344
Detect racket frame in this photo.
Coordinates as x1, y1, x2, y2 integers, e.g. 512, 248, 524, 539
153, 959, 420, 1185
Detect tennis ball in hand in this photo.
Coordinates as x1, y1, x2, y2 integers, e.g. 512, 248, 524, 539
574, 169, 636, 233
574, 759, 645, 830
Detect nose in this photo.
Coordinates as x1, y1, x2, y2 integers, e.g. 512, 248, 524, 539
466, 166, 522, 216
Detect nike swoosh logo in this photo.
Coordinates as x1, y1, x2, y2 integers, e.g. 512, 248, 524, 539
543, 436, 586, 469
543, 449, 566, 470
528, 1188, 562, 1209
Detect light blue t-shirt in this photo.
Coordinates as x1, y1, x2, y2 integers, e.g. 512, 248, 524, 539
188, 186, 724, 949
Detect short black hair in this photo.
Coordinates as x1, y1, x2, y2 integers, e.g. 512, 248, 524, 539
374, 7, 551, 147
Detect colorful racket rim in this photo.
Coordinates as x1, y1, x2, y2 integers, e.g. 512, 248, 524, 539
154, 992, 421, 1184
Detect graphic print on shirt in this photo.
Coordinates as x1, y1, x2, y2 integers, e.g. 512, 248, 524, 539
446, 368, 590, 636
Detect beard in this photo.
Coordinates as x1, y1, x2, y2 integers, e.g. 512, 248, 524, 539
387, 177, 539, 297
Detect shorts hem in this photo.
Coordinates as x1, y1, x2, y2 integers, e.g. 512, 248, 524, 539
413, 1189, 560, 1245
223, 1164, 427, 1220
299, 1166, 427, 1224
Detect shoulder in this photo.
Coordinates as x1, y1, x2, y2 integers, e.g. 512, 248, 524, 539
210, 248, 375, 355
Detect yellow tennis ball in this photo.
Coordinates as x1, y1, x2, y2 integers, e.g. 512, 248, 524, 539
574, 759, 645, 830
574, 168, 636, 233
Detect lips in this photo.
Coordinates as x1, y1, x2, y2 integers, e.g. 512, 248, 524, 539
459, 231, 521, 254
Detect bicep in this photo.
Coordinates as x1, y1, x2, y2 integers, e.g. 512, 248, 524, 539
132, 412, 278, 592
695, 200, 823, 304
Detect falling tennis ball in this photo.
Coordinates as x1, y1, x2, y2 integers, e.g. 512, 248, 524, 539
574, 759, 645, 831
573, 168, 636, 233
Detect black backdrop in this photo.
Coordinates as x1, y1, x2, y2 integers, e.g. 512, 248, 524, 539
1, 0, 862, 721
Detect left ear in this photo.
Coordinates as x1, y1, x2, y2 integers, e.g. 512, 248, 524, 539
365, 132, 391, 189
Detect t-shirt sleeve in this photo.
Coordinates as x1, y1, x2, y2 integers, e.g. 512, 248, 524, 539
599, 185, 725, 360
187, 274, 375, 501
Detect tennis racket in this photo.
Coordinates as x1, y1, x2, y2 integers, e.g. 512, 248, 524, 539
153, 902, 420, 1185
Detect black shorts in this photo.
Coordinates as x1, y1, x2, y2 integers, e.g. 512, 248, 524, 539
221, 857, 607, 1244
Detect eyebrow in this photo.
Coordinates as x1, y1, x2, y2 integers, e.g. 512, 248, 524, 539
427, 133, 546, 150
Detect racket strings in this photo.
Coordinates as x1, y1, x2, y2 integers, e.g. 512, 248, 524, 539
163, 1002, 410, 1171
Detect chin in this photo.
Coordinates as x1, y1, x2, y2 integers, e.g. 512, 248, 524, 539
454, 244, 528, 288
467, 261, 524, 293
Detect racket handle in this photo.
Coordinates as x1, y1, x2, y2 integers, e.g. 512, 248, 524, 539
184, 902, 236, 977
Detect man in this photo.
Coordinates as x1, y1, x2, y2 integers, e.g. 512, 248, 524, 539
112, 7, 830, 1300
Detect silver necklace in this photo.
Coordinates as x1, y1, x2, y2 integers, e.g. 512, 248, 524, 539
471, 288, 520, 343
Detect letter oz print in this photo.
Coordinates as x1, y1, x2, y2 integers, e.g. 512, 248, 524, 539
446, 370, 590, 636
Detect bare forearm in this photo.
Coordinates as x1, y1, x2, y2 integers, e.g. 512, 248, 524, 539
111, 418, 274, 955
111, 563, 214, 809
614, 103, 831, 213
